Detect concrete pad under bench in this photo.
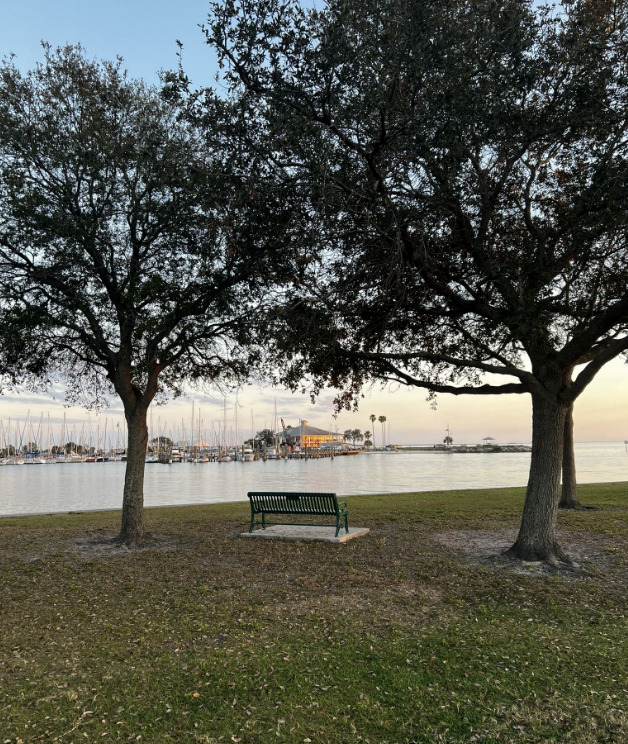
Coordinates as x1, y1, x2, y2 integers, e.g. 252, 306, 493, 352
240, 525, 370, 543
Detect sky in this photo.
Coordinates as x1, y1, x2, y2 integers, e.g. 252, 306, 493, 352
1, 0, 219, 87
0, 1, 627, 446
1, 358, 627, 447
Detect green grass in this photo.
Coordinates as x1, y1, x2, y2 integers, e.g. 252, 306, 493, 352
1, 483, 627, 743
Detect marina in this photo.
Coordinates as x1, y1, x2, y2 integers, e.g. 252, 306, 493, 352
0, 411, 359, 465
0, 441, 625, 518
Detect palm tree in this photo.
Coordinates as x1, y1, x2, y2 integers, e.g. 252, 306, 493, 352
378, 415, 387, 448
444, 425, 453, 448
369, 414, 377, 448
364, 430, 372, 448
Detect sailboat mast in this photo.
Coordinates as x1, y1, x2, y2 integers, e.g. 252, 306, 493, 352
235, 397, 238, 450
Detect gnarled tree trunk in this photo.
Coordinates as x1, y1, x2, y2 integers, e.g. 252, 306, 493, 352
118, 405, 150, 545
559, 404, 581, 510
113, 357, 159, 547
506, 390, 572, 565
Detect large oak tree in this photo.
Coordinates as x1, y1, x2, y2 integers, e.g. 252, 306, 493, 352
207, 0, 628, 565
0, 46, 291, 544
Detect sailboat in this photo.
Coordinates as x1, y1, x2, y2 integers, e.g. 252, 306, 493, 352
23, 412, 46, 464
0, 420, 19, 464
218, 400, 232, 462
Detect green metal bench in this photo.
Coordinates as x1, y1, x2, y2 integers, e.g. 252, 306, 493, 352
247, 491, 349, 537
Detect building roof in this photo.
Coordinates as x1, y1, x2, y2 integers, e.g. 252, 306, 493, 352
283, 424, 336, 437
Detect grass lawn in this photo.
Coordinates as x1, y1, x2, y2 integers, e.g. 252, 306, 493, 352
1, 483, 627, 743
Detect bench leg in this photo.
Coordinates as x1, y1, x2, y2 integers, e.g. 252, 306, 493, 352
335, 515, 349, 536
249, 515, 255, 532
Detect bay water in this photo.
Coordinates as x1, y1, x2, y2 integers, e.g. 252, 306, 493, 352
1, 442, 626, 518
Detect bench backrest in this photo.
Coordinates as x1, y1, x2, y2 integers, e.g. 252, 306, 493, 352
248, 491, 339, 516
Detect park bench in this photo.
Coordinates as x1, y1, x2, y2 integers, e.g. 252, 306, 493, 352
247, 491, 349, 537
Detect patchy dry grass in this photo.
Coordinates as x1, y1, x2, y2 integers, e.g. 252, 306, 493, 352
1, 483, 627, 743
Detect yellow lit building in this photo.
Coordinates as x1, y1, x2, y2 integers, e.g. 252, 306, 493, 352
281, 421, 343, 448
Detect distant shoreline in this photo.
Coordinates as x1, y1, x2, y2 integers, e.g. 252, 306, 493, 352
365, 445, 532, 453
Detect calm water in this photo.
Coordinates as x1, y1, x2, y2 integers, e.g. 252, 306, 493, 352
1, 442, 626, 517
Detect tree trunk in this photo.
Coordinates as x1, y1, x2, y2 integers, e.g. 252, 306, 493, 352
559, 404, 582, 510
506, 391, 572, 565
117, 406, 149, 546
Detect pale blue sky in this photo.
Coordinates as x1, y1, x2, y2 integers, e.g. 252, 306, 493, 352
1, 0, 218, 85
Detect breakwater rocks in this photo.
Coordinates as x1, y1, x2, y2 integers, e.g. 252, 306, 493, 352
403, 445, 532, 454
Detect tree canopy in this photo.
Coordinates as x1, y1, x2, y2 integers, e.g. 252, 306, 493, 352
207, 0, 628, 564
257, 428, 277, 446
0, 46, 291, 543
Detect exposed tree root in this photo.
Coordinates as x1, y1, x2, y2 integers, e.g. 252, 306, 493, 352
113, 534, 135, 548
435, 530, 609, 577
558, 504, 599, 511
114, 531, 148, 548
558, 500, 582, 510
503, 538, 576, 568
500, 540, 604, 576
